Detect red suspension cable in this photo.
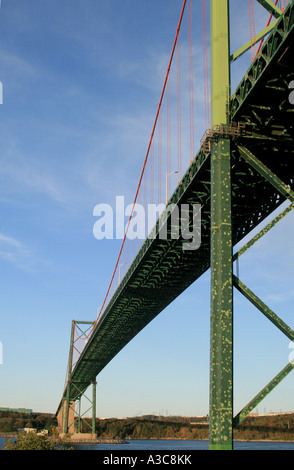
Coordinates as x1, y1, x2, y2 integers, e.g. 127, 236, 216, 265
96, 0, 187, 321
256, 0, 279, 56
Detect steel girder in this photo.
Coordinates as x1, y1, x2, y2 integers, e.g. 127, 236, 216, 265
57, 2, 294, 422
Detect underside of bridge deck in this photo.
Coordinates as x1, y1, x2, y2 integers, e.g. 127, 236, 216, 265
57, 2, 294, 430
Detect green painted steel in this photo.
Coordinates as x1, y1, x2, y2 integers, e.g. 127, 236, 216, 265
73, 382, 97, 434
233, 275, 294, 341
77, 398, 81, 433
238, 144, 294, 202
63, 321, 75, 434
233, 363, 294, 427
210, 1, 231, 127
209, 137, 233, 450
230, 19, 279, 63
58, 0, 294, 406
62, 321, 97, 434
230, 1, 294, 120
233, 203, 294, 262
57, 1, 294, 446
92, 381, 97, 435
209, 0, 233, 451
256, 0, 282, 18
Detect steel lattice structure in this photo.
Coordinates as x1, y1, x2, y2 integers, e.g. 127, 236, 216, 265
57, 1, 294, 449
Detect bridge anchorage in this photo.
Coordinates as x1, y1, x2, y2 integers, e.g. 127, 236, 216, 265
56, 0, 294, 450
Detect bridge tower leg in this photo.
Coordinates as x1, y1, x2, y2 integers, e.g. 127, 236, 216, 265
92, 380, 97, 435
62, 320, 76, 434
209, 0, 233, 450
69, 380, 97, 437
61, 321, 97, 437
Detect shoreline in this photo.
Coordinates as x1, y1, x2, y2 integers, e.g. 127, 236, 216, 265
1, 432, 293, 445
1, 434, 293, 444
63, 438, 127, 445
65, 437, 294, 445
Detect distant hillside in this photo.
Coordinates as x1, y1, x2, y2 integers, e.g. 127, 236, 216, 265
0, 409, 56, 433
233, 413, 294, 442
88, 413, 294, 442
1, 410, 293, 441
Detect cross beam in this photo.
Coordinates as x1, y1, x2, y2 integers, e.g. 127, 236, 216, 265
230, 19, 279, 62
256, 0, 282, 18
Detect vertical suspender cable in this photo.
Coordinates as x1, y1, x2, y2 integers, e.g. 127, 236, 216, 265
202, 0, 210, 132
177, 30, 182, 183
188, 0, 195, 163
248, 0, 257, 61
251, 0, 257, 57
150, 137, 154, 206
256, 0, 279, 56
167, 71, 171, 202
97, 0, 187, 321
158, 108, 162, 206
248, 0, 254, 61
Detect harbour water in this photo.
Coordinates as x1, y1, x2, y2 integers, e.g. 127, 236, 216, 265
1, 437, 294, 451
72, 439, 294, 451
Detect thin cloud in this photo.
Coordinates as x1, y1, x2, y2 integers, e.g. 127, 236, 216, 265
0, 148, 70, 205
0, 232, 45, 272
264, 293, 288, 304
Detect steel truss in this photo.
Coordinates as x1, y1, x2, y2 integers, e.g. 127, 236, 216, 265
231, 150, 294, 430
60, 321, 97, 436
209, 0, 294, 449
57, 0, 294, 449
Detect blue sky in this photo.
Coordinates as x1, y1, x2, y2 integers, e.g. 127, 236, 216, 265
0, 0, 293, 419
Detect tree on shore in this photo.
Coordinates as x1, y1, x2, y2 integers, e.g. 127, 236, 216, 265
2, 427, 72, 451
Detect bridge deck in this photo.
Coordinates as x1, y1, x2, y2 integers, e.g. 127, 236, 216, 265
57, 3, 294, 412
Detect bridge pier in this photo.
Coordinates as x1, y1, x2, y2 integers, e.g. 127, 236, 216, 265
56, 398, 75, 435
55, 0, 294, 451
209, 136, 233, 450
57, 382, 97, 437
56, 321, 98, 437
92, 380, 97, 435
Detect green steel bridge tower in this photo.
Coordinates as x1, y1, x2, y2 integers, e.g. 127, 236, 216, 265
209, 0, 234, 450
57, 0, 294, 450
210, 0, 294, 449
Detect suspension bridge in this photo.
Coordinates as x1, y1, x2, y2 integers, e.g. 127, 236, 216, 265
56, 0, 294, 450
